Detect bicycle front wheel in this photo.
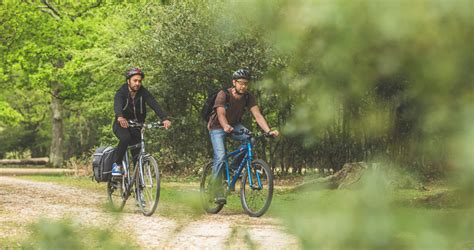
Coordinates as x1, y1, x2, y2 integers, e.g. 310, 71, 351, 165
107, 176, 126, 212
200, 161, 224, 214
137, 156, 160, 216
240, 159, 274, 217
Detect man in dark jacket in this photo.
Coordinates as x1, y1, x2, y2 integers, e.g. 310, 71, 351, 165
112, 67, 171, 176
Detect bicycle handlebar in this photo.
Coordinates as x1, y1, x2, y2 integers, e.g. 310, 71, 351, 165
128, 120, 165, 129
231, 129, 273, 139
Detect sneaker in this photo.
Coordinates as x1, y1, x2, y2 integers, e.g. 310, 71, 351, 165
214, 189, 226, 205
214, 196, 227, 205
111, 163, 123, 176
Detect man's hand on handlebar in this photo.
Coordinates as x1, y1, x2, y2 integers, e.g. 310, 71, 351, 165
117, 116, 128, 128
162, 120, 171, 129
224, 124, 234, 133
267, 130, 279, 137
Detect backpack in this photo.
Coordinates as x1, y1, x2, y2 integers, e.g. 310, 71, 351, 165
92, 146, 115, 182
201, 88, 249, 122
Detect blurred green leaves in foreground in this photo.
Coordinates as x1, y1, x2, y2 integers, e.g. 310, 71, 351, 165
278, 169, 473, 249
21, 218, 135, 250
223, 1, 474, 248
225, 0, 473, 173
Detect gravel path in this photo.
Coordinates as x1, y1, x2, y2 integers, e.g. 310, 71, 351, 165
0, 176, 299, 249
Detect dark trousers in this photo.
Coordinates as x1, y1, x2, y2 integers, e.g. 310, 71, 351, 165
113, 122, 141, 166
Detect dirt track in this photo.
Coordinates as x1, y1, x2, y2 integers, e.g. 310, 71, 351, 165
0, 176, 299, 249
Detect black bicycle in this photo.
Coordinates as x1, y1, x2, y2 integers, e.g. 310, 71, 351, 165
107, 120, 164, 216
200, 130, 274, 217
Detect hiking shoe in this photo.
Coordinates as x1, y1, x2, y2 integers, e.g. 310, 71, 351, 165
214, 190, 226, 205
111, 163, 123, 176
214, 196, 227, 205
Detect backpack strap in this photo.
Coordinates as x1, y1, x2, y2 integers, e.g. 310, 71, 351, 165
244, 92, 250, 108
222, 88, 231, 109
224, 88, 250, 109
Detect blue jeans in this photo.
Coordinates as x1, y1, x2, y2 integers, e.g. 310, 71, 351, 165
209, 123, 250, 180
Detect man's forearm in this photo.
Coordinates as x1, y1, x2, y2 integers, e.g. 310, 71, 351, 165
114, 95, 124, 118
148, 99, 167, 120
217, 113, 231, 129
216, 108, 231, 129
255, 114, 271, 133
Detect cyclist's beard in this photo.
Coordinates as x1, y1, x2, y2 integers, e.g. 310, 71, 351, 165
128, 83, 140, 93
234, 87, 245, 95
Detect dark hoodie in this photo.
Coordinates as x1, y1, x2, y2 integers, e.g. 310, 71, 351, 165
114, 83, 167, 123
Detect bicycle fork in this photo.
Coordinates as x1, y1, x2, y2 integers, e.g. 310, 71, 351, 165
138, 155, 154, 189
246, 163, 263, 190
245, 144, 263, 190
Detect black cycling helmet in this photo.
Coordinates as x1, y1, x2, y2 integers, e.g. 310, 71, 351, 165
232, 69, 251, 80
125, 67, 145, 80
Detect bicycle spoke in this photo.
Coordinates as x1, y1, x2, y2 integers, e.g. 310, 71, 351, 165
240, 160, 274, 217
107, 177, 126, 212
105, 122, 166, 216
137, 156, 160, 216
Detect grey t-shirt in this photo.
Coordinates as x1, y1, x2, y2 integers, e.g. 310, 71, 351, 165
208, 88, 257, 130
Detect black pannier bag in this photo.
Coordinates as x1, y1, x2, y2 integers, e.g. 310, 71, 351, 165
92, 146, 115, 182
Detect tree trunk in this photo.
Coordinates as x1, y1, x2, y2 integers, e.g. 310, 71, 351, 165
49, 93, 64, 167
0, 157, 49, 165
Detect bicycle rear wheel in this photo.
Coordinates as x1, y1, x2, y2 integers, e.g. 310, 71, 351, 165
240, 159, 274, 217
200, 161, 224, 214
137, 156, 160, 216
107, 176, 126, 212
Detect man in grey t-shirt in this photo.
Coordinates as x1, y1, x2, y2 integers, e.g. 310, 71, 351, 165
207, 69, 279, 204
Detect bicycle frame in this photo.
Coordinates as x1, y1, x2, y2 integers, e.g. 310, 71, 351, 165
107, 120, 164, 216
201, 130, 273, 217
223, 138, 262, 191
120, 127, 152, 198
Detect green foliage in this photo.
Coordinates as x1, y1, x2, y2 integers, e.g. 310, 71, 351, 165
1, 0, 471, 179
279, 171, 473, 249
224, 0, 473, 174
126, 0, 281, 170
22, 218, 135, 249
0, 2, 152, 159
0, 88, 49, 158
222, 1, 474, 248
0, 101, 23, 125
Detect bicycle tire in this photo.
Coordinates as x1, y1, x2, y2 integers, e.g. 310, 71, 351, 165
240, 159, 274, 217
200, 161, 224, 214
107, 176, 126, 212
136, 156, 160, 216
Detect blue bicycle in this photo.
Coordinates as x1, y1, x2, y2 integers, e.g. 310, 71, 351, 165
200, 130, 274, 217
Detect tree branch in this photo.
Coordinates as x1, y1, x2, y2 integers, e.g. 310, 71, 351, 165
39, 8, 61, 21
40, 0, 61, 20
71, 0, 103, 21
